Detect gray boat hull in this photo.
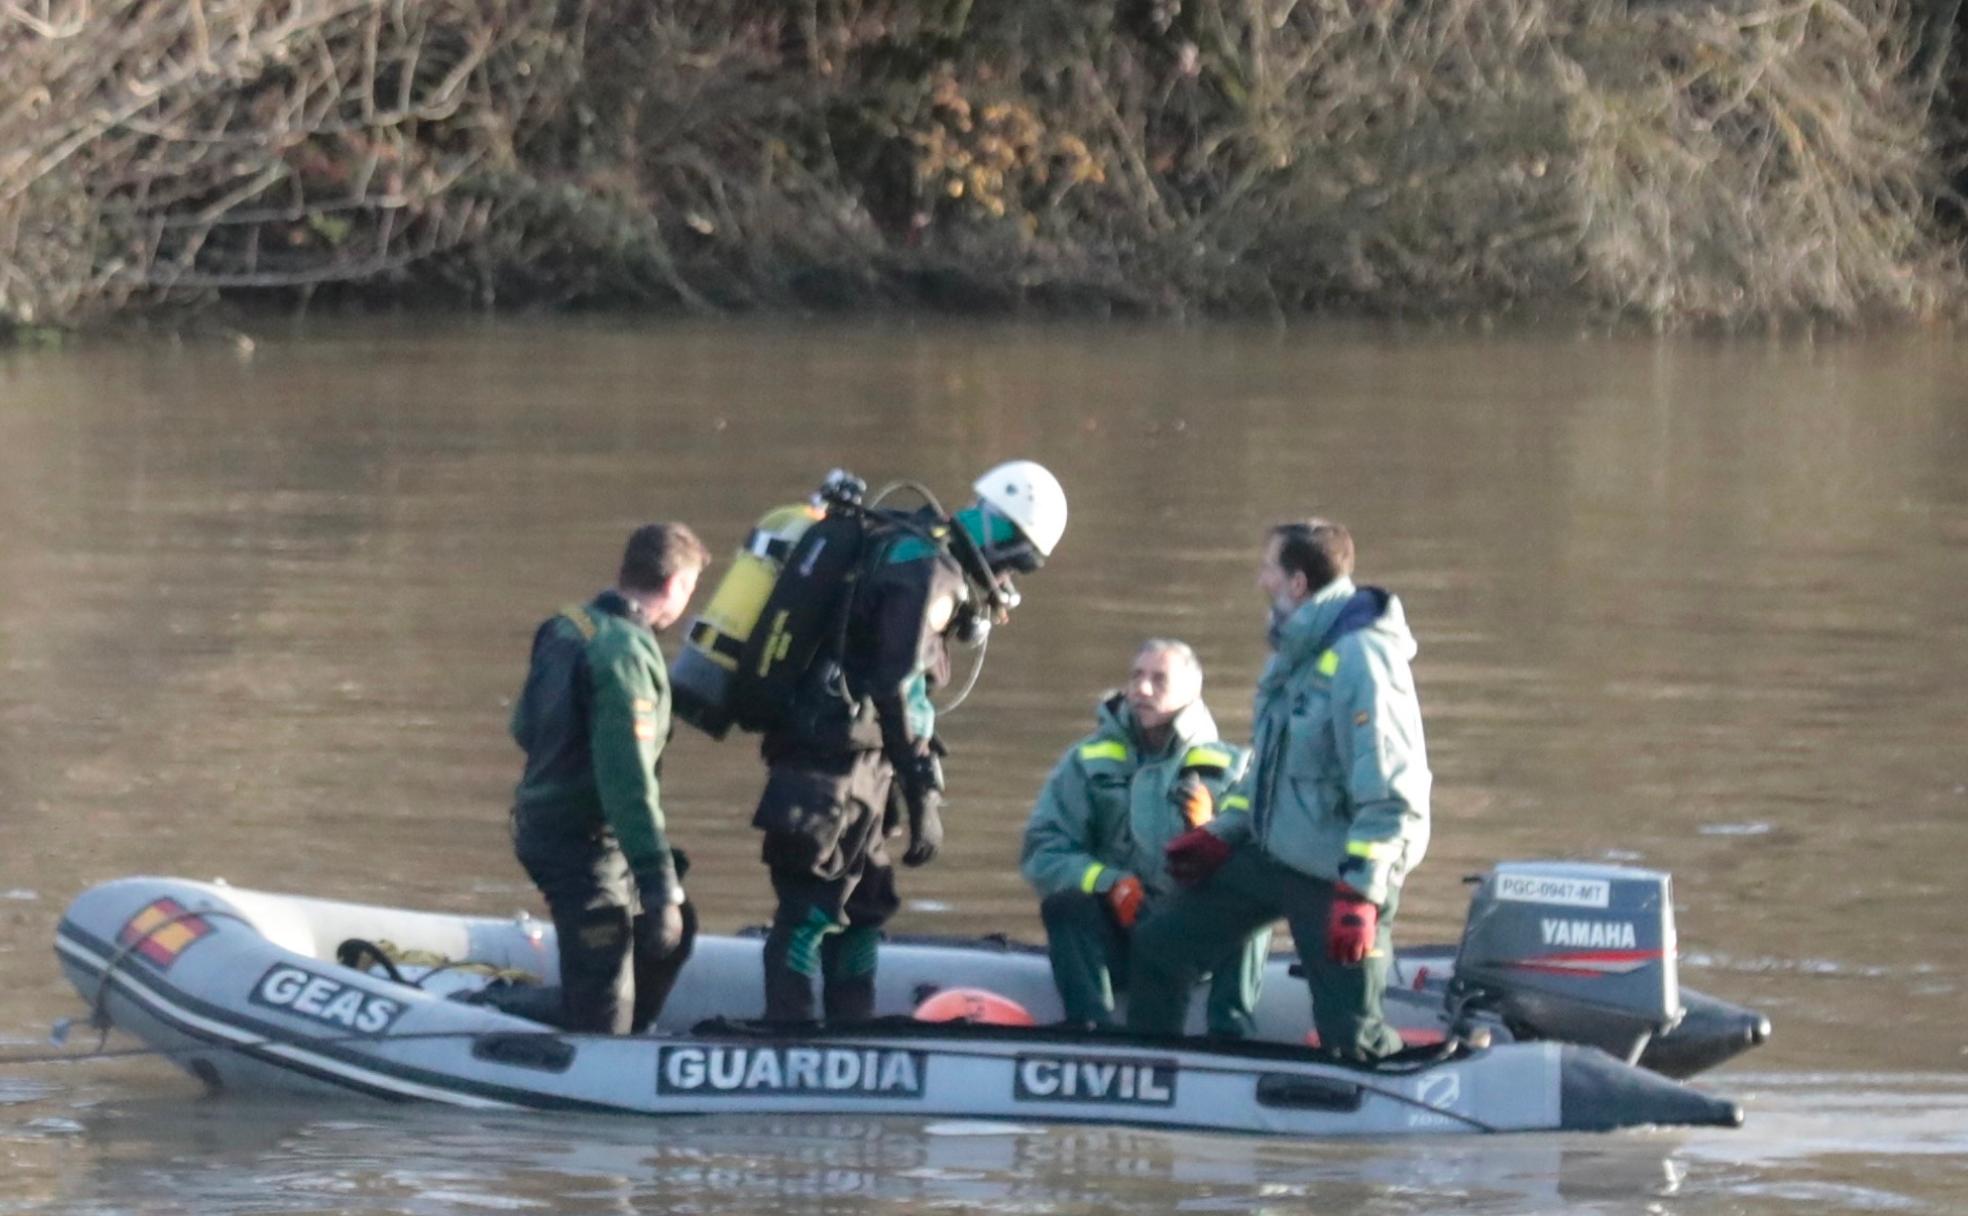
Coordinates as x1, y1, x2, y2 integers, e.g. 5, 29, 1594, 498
53, 877, 1742, 1136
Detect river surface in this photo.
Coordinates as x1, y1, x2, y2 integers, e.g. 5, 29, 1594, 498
1, 317, 1964, 1212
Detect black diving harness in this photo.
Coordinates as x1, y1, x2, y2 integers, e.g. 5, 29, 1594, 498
862, 479, 1020, 719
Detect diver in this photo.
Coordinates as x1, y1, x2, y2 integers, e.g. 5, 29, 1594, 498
1020, 639, 1266, 1035
748, 461, 1068, 1023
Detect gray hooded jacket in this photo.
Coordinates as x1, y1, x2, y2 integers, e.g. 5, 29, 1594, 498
1212, 577, 1431, 906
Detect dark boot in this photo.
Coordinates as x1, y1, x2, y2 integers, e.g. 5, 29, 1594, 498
762, 904, 836, 1022
454, 980, 566, 1028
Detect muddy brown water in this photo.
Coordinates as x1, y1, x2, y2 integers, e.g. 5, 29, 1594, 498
2, 317, 1964, 1212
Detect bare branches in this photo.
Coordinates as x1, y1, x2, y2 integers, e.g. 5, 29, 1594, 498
0, 0, 548, 325
0, 0, 1960, 329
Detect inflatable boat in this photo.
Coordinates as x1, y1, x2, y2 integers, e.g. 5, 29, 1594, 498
53, 862, 1759, 1136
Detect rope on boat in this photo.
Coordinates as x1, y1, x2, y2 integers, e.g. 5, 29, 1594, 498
61, 905, 263, 1056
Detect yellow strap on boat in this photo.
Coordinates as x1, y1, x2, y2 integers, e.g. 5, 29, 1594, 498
368, 939, 540, 984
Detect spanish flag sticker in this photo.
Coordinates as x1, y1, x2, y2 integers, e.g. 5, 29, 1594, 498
117, 898, 214, 970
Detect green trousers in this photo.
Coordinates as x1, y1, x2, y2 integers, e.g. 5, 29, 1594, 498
511, 811, 696, 1034
1039, 889, 1269, 1037
1125, 846, 1402, 1060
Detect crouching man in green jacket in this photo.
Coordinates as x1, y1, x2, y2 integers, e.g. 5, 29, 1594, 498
1020, 639, 1268, 1036
1127, 520, 1431, 1061
509, 522, 710, 1034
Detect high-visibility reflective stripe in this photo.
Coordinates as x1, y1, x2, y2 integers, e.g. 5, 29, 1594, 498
1080, 863, 1106, 893
1079, 741, 1130, 763
1221, 794, 1250, 812
1317, 650, 1340, 677
1346, 839, 1397, 860
1182, 746, 1233, 770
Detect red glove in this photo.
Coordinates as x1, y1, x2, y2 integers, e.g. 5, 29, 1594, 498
1105, 875, 1145, 929
1327, 885, 1378, 965
1165, 827, 1232, 887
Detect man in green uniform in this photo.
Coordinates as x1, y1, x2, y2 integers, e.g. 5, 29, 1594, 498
509, 522, 710, 1034
1020, 639, 1267, 1035
1127, 519, 1431, 1060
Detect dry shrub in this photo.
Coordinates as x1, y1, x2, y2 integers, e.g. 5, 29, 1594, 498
926, 0, 1964, 324
0, 0, 572, 326
1, 0, 1961, 328
1560, 0, 1958, 323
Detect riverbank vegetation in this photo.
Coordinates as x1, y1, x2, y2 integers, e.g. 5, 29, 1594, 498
2, 0, 1961, 333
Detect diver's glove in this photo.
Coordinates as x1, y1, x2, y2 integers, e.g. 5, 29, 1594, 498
1164, 827, 1232, 887
903, 787, 944, 867
1326, 883, 1378, 965
899, 740, 946, 867
921, 736, 949, 789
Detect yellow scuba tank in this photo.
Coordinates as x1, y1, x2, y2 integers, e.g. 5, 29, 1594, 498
671, 501, 825, 739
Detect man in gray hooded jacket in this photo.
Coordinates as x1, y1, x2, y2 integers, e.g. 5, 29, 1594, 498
1126, 519, 1431, 1059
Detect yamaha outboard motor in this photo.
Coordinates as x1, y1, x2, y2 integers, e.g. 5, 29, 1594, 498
1449, 862, 1682, 1063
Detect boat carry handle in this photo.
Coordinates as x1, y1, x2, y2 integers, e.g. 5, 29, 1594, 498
472, 1032, 576, 1073
1254, 1073, 1363, 1112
